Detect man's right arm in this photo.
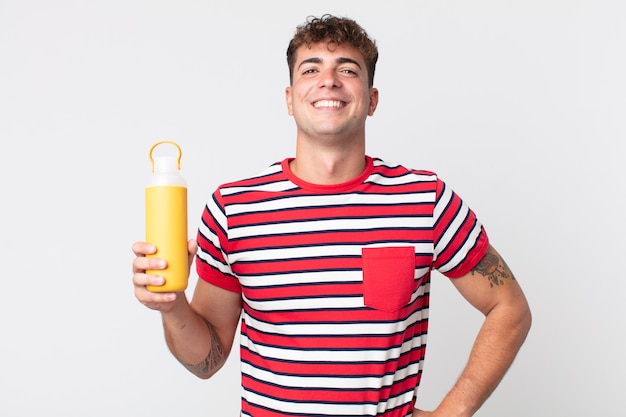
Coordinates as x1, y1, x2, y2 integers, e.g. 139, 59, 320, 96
163, 279, 242, 379
132, 240, 243, 379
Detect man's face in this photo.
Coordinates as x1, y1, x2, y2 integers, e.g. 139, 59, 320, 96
286, 42, 378, 142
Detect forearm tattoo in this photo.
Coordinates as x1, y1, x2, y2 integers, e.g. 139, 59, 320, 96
182, 317, 224, 376
471, 247, 516, 287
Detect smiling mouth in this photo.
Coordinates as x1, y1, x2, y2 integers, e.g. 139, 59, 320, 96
313, 100, 345, 108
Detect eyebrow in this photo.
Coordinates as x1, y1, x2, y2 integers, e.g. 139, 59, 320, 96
297, 57, 362, 70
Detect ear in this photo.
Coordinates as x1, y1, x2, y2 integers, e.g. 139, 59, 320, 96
368, 87, 379, 116
285, 86, 293, 115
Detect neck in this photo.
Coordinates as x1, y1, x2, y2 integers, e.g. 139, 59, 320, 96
290, 137, 367, 185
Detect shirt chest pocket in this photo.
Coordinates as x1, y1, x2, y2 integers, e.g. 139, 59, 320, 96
361, 246, 417, 312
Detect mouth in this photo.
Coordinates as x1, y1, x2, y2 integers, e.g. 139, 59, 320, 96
313, 99, 346, 109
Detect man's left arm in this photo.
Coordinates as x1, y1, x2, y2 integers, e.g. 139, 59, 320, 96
415, 244, 532, 417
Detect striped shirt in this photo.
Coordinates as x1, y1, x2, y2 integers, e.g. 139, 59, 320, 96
196, 156, 489, 417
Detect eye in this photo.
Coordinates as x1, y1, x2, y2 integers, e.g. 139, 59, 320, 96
340, 67, 359, 76
301, 67, 318, 75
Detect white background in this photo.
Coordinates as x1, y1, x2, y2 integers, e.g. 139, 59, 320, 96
1, 0, 624, 415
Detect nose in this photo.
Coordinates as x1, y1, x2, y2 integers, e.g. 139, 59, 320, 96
319, 69, 341, 89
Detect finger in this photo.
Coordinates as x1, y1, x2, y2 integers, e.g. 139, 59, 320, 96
132, 255, 166, 274
188, 239, 198, 255
187, 239, 198, 269
135, 285, 177, 307
133, 271, 165, 288
131, 241, 157, 257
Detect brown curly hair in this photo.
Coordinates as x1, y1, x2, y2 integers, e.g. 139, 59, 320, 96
286, 15, 378, 87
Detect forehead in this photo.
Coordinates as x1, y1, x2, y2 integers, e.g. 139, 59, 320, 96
294, 41, 365, 66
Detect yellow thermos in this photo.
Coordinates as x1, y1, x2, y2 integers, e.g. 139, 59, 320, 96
145, 140, 188, 292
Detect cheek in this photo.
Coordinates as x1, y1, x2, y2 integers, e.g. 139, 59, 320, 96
289, 92, 308, 115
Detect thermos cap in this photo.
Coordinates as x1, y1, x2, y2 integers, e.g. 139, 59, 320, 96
154, 156, 179, 173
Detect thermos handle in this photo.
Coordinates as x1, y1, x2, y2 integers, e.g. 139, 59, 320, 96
149, 140, 182, 172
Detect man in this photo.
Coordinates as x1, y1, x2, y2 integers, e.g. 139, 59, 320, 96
132, 14, 531, 417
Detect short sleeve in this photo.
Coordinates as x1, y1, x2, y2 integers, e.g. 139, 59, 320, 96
195, 189, 242, 294
431, 178, 490, 278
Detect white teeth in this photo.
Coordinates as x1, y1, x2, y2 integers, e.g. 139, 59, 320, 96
314, 100, 343, 108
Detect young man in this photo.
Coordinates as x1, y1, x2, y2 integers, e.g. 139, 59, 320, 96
132, 15, 531, 417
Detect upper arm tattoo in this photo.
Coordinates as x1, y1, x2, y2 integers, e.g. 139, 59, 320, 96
182, 317, 224, 377
470, 247, 516, 287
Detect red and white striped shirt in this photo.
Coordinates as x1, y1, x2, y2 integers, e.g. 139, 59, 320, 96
196, 156, 489, 417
